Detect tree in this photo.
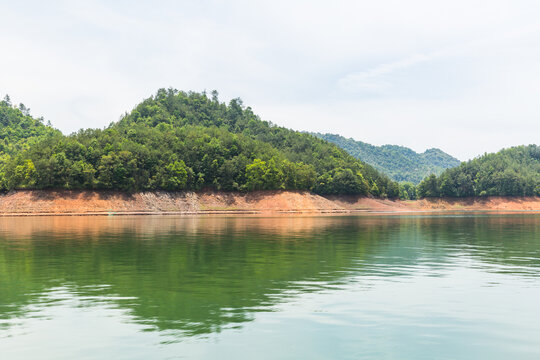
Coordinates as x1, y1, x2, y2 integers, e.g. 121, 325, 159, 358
417, 174, 440, 198
399, 182, 417, 200
245, 159, 267, 190
315, 168, 369, 195
13, 159, 36, 188
262, 158, 284, 189
160, 160, 189, 190
70, 161, 96, 188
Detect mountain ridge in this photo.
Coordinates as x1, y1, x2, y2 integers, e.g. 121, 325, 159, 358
311, 132, 461, 184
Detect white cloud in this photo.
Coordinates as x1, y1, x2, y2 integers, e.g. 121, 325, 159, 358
1, 0, 540, 159
337, 53, 433, 93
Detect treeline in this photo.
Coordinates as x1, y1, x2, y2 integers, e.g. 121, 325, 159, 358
416, 145, 540, 197
0, 90, 399, 197
313, 132, 460, 183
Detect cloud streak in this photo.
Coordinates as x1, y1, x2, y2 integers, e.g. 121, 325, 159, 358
337, 22, 540, 95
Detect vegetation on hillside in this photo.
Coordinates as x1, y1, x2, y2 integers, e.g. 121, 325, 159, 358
313, 133, 460, 183
417, 145, 540, 198
0, 95, 59, 155
0, 90, 399, 197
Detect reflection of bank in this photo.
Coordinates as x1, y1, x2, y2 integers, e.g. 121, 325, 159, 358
0, 214, 383, 239
0, 214, 539, 337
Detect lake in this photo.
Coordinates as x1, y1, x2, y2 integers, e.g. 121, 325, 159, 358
1, 214, 540, 359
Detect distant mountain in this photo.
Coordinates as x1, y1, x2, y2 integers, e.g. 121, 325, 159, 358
312, 133, 460, 184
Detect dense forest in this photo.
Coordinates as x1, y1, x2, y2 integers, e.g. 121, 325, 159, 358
0, 90, 400, 197
313, 133, 460, 183
0, 96, 59, 156
417, 145, 540, 198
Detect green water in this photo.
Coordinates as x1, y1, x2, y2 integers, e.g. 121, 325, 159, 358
1, 214, 540, 359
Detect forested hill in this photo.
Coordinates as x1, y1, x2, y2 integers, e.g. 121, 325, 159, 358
0, 96, 59, 155
312, 133, 460, 183
0, 89, 399, 197
417, 145, 540, 198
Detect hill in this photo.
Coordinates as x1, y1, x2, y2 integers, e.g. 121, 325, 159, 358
0, 96, 59, 155
0, 90, 399, 197
312, 133, 460, 183
417, 145, 540, 197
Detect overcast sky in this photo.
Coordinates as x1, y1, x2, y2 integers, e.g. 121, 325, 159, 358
1, 0, 539, 160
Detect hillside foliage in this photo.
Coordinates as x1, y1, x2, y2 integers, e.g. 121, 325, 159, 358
0, 90, 399, 197
0, 96, 59, 155
417, 145, 540, 198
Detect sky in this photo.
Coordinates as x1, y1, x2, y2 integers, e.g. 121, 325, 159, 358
1, 0, 539, 160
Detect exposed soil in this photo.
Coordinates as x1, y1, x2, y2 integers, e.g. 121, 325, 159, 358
1, 189, 540, 216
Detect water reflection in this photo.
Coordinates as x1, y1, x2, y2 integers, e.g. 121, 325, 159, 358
1, 214, 540, 357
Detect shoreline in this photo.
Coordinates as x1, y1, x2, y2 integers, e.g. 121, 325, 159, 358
1, 189, 540, 216
2, 210, 540, 217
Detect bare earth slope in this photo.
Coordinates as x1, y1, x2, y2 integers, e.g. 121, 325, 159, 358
1, 190, 540, 216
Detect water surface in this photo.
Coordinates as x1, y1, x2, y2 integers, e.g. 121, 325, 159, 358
1, 214, 540, 359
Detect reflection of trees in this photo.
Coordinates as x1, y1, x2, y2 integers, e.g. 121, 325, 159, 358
1, 215, 539, 337
0, 216, 382, 336
415, 215, 540, 271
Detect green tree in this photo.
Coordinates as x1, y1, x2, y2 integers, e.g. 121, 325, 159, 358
160, 160, 189, 190
417, 174, 440, 198
399, 182, 417, 200
245, 159, 268, 190
262, 158, 284, 189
